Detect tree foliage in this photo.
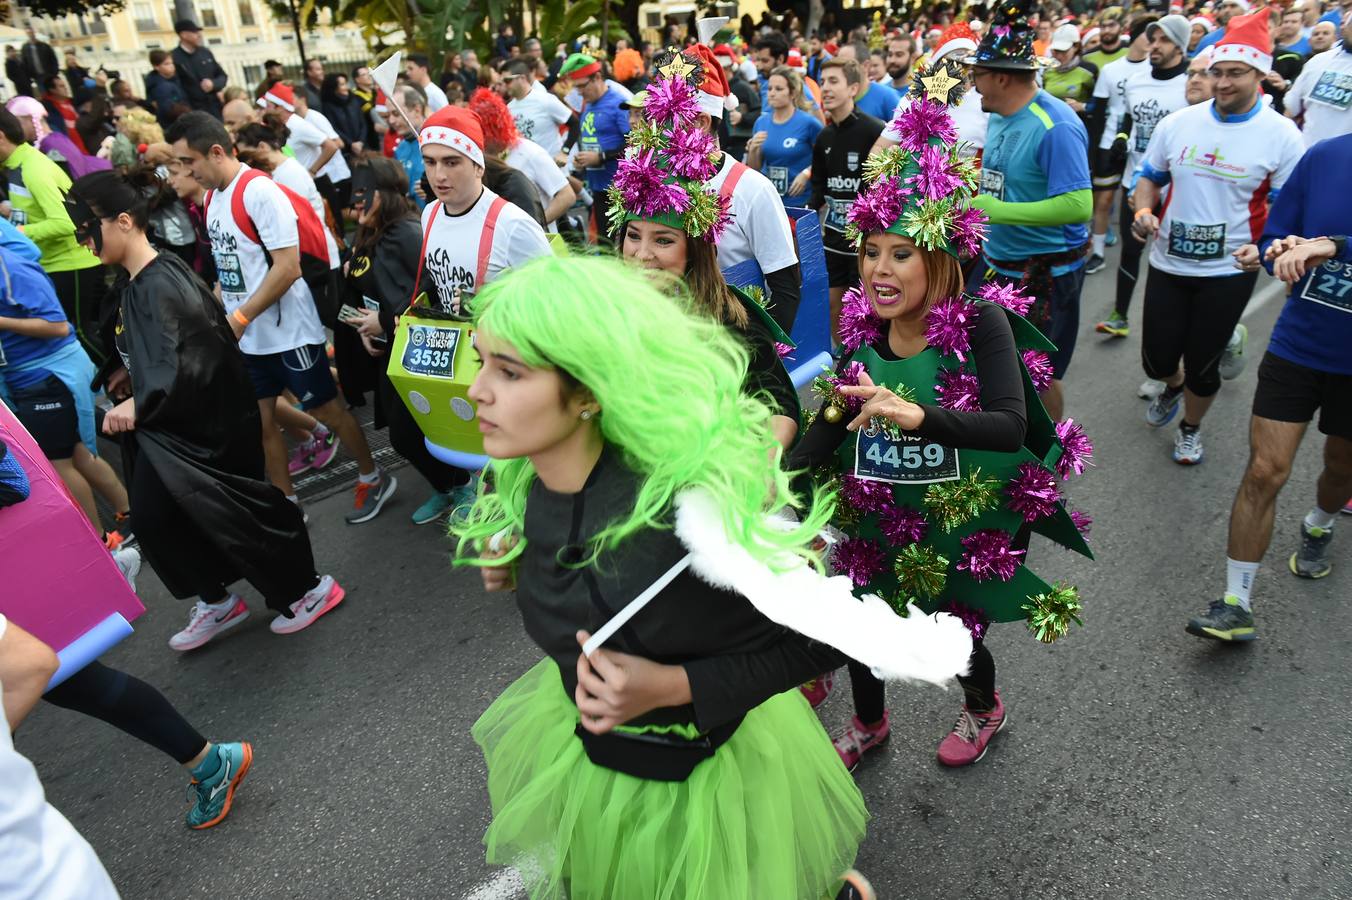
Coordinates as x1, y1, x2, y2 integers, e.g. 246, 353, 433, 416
22, 0, 126, 18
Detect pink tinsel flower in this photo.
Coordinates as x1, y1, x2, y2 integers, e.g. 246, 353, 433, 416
666, 127, 718, 180
774, 341, 792, 359
880, 504, 928, 546
942, 600, 988, 641
1070, 508, 1093, 536
1054, 419, 1095, 479
1005, 462, 1061, 523
925, 295, 977, 362
978, 280, 1034, 316
847, 177, 909, 235
839, 285, 884, 352
1022, 349, 1054, 392
644, 75, 700, 125
840, 475, 894, 515
822, 360, 867, 413
891, 98, 958, 152
956, 529, 1025, 582
935, 367, 983, 412
951, 206, 989, 258
910, 144, 961, 201
832, 537, 887, 587
612, 150, 689, 219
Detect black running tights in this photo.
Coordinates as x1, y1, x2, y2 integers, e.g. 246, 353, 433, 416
849, 635, 997, 724
1114, 194, 1150, 318
43, 662, 207, 765
1141, 266, 1257, 399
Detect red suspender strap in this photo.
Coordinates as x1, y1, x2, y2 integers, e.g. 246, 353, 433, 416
407, 200, 443, 312
229, 168, 265, 245
718, 160, 749, 205
475, 196, 509, 290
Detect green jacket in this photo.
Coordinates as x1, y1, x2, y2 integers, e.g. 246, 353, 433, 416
3, 142, 100, 273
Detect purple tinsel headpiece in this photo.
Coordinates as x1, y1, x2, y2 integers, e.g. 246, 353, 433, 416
665, 126, 718, 181
612, 149, 690, 219
1054, 419, 1094, 479
950, 206, 989, 259
935, 367, 983, 412
643, 75, 700, 126
832, 537, 888, 587
909, 144, 962, 201
956, 529, 1025, 582
978, 280, 1034, 317
880, 504, 929, 546
846, 176, 912, 237
1005, 462, 1061, 523
890, 98, 958, 152
1070, 508, 1093, 537
925, 295, 978, 362
1022, 349, 1054, 393
839, 285, 884, 352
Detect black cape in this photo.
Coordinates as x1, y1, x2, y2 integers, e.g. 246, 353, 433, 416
118, 252, 314, 597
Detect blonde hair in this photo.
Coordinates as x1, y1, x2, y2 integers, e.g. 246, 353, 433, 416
119, 107, 164, 145
769, 65, 814, 112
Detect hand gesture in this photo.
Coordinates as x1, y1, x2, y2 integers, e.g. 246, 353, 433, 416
1264, 234, 1309, 261
574, 631, 691, 734
1272, 238, 1338, 284
746, 130, 768, 152
102, 398, 136, 434
479, 531, 517, 592
1232, 242, 1261, 273
837, 370, 925, 432
1131, 210, 1160, 242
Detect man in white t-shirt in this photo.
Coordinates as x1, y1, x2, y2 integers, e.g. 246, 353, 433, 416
469, 86, 575, 232
167, 112, 397, 524
1131, 8, 1306, 466
1284, 13, 1352, 145
405, 53, 449, 112
1084, 18, 1149, 274
260, 82, 352, 214
503, 57, 574, 158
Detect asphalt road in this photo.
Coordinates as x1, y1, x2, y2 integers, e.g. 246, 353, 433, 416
16, 246, 1352, 900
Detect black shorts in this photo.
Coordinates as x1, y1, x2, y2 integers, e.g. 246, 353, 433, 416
8, 375, 79, 460
969, 267, 1084, 381
243, 343, 338, 409
1091, 148, 1125, 192
1252, 351, 1352, 440
825, 249, 857, 289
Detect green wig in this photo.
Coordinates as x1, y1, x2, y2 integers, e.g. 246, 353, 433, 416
452, 255, 833, 570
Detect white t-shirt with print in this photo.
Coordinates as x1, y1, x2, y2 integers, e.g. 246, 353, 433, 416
506, 138, 568, 233
1143, 100, 1306, 277
705, 152, 798, 277
1285, 47, 1352, 147
207, 164, 327, 355
1120, 67, 1188, 188
271, 156, 341, 266
1093, 55, 1148, 150
418, 186, 553, 313
508, 81, 574, 157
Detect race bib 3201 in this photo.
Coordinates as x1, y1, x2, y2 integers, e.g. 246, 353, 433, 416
1166, 221, 1226, 260
1310, 70, 1352, 111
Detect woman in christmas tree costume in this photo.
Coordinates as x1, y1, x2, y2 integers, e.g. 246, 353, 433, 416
453, 253, 972, 898
789, 62, 1095, 770
609, 50, 800, 449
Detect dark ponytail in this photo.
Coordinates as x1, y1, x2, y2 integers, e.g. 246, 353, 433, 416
70, 165, 172, 230
236, 120, 287, 151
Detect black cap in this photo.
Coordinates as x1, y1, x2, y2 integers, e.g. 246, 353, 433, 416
173, 19, 202, 33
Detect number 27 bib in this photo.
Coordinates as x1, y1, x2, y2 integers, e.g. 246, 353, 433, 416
854, 425, 961, 485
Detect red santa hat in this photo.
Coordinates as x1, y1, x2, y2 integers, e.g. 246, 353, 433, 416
687, 44, 738, 117
1209, 6, 1273, 73
787, 47, 805, 69
712, 43, 737, 67
261, 82, 296, 112
418, 106, 485, 168
932, 21, 980, 63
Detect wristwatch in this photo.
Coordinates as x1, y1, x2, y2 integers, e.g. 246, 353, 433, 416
1328, 235, 1348, 259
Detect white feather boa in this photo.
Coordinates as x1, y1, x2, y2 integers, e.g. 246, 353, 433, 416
674, 488, 973, 685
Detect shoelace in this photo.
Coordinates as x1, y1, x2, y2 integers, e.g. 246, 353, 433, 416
1300, 527, 1330, 557
1177, 429, 1202, 456
951, 708, 980, 743
352, 481, 373, 508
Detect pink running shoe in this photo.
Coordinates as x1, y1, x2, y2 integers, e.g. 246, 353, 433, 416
270, 575, 345, 634
287, 440, 313, 477
832, 711, 890, 771
1342, 498, 1352, 516
800, 670, 836, 709
308, 430, 340, 471
169, 596, 249, 651
937, 691, 1007, 767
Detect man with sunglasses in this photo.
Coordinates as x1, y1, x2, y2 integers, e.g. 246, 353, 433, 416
504, 57, 573, 158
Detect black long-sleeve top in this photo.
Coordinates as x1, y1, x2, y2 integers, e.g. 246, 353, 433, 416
729, 289, 799, 422
789, 303, 1028, 472
515, 447, 844, 780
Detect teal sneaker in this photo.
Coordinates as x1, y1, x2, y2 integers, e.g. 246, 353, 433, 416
447, 474, 481, 527
1218, 324, 1248, 381
186, 741, 252, 829
1185, 596, 1256, 642
1289, 522, 1333, 579
411, 491, 453, 526
1095, 311, 1129, 338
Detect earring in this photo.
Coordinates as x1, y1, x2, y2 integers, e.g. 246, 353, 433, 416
580, 409, 594, 421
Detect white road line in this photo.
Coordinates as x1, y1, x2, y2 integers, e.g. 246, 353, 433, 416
462, 869, 525, 900
1241, 279, 1287, 322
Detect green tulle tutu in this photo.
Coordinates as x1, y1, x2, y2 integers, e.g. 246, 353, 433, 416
472, 658, 868, 899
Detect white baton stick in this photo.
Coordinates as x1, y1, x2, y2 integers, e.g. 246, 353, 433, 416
582, 553, 693, 658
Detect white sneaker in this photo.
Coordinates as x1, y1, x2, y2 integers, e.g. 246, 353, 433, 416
112, 545, 141, 592
1173, 426, 1205, 465
1138, 378, 1166, 400
169, 596, 249, 651
1218, 324, 1248, 381
270, 575, 345, 635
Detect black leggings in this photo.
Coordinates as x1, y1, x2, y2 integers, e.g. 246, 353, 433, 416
378, 371, 467, 494
1114, 194, 1151, 318
1141, 266, 1257, 399
44, 662, 207, 765
849, 635, 997, 724
47, 266, 109, 366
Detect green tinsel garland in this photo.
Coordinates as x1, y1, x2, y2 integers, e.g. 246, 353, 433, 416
682, 186, 723, 239
923, 468, 999, 532
1022, 583, 1083, 644
863, 146, 910, 182
901, 198, 956, 252
893, 544, 949, 601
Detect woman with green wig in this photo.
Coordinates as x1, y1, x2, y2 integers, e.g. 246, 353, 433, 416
454, 252, 972, 899
608, 50, 800, 449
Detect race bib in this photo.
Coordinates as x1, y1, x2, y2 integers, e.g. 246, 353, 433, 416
825, 197, 851, 232
979, 168, 1005, 201
1310, 70, 1352, 111
768, 166, 790, 195
1133, 125, 1155, 154
400, 324, 460, 378
854, 427, 960, 485
215, 252, 247, 294
1167, 222, 1226, 260
8, 208, 26, 226
1300, 259, 1352, 313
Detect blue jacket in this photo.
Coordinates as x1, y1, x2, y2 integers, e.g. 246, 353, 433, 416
145, 70, 189, 128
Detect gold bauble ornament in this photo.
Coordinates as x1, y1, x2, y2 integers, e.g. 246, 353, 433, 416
823, 405, 844, 424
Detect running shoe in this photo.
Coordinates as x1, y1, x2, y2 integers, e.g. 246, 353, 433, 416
1185, 595, 1256, 642
447, 474, 481, 527
170, 596, 249, 651
270, 575, 345, 634
1173, 426, 1205, 465
1343, 499, 1352, 516
800, 671, 836, 709
286, 441, 313, 477
345, 469, 398, 524
307, 430, 340, 470
103, 529, 129, 552
1095, 311, 1129, 337
1106, 226, 1119, 247
1218, 324, 1249, 381
186, 741, 253, 830
1085, 253, 1107, 275
112, 544, 141, 592
113, 510, 136, 546
936, 692, 1007, 767
1138, 379, 1166, 400
1289, 521, 1334, 579
1146, 386, 1183, 427
832, 711, 890, 771
835, 870, 877, 900
411, 491, 453, 526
